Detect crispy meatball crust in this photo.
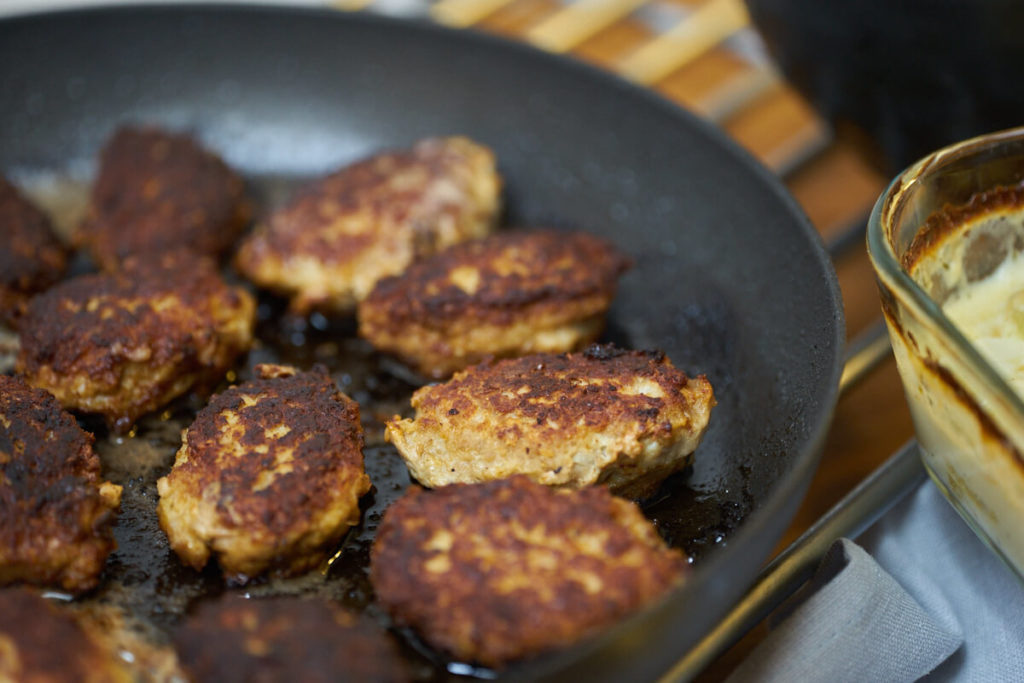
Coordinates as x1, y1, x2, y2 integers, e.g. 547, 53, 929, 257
386, 345, 715, 499
370, 476, 687, 667
75, 126, 249, 270
358, 229, 632, 378
174, 595, 407, 683
156, 364, 371, 582
235, 136, 501, 313
0, 376, 121, 594
0, 176, 67, 328
16, 251, 255, 432
0, 589, 132, 683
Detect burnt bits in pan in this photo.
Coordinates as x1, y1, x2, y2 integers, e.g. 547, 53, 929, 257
370, 476, 688, 668
16, 250, 256, 433
0, 375, 122, 595
75, 126, 250, 271
157, 364, 371, 582
358, 229, 632, 378
235, 136, 502, 313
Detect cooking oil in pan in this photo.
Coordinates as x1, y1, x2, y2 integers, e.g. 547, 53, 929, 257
6, 170, 750, 680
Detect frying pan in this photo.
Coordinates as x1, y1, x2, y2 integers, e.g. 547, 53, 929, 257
0, 5, 844, 681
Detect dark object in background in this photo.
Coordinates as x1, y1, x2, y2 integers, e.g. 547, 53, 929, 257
746, 0, 1024, 173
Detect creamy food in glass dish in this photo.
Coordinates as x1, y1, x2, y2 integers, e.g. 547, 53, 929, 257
943, 251, 1024, 395
871, 169, 1024, 580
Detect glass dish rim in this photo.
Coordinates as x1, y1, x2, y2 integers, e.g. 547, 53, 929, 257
866, 125, 1024, 428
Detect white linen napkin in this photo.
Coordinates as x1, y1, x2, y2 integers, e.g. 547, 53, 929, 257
726, 481, 1024, 682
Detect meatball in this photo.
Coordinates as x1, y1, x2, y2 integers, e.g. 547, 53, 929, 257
16, 251, 255, 432
156, 364, 371, 582
75, 126, 249, 270
386, 344, 715, 499
0, 589, 132, 683
235, 136, 501, 313
174, 595, 408, 683
358, 229, 632, 378
0, 376, 121, 594
0, 175, 67, 327
370, 476, 687, 667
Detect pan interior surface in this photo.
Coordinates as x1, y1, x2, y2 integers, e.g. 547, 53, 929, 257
0, 6, 844, 681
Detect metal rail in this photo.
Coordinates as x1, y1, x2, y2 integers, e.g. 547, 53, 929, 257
657, 321, 920, 681
660, 440, 927, 682
839, 320, 892, 395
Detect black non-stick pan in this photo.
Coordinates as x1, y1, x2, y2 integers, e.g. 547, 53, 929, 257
0, 5, 844, 681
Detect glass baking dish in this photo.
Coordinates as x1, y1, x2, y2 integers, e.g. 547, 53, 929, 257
868, 126, 1024, 581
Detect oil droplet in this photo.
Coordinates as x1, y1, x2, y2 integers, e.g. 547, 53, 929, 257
324, 546, 346, 574
40, 590, 74, 601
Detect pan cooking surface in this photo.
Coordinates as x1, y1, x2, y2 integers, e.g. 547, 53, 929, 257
17, 172, 753, 679
0, 6, 844, 680
22, 173, 752, 679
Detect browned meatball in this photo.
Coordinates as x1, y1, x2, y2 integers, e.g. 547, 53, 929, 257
386, 345, 714, 499
75, 126, 249, 270
16, 251, 255, 432
0, 175, 67, 327
235, 137, 501, 313
358, 229, 632, 378
0, 589, 132, 683
174, 595, 408, 683
370, 476, 687, 667
157, 365, 371, 582
0, 376, 121, 595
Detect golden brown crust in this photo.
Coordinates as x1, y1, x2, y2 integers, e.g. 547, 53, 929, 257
0, 176, 67, 328
16, 250, 255, 432
156, 364, 371, 581
386, 345, 714, 498
370, 476, 687, 667
0, 589, 133, 683
235, 136, 501, 313
358, 229, 632, 377
903, 182, 1024, 271
0, 376, 121, 594
75, 126, 249, 271
174, 595, 408, 683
